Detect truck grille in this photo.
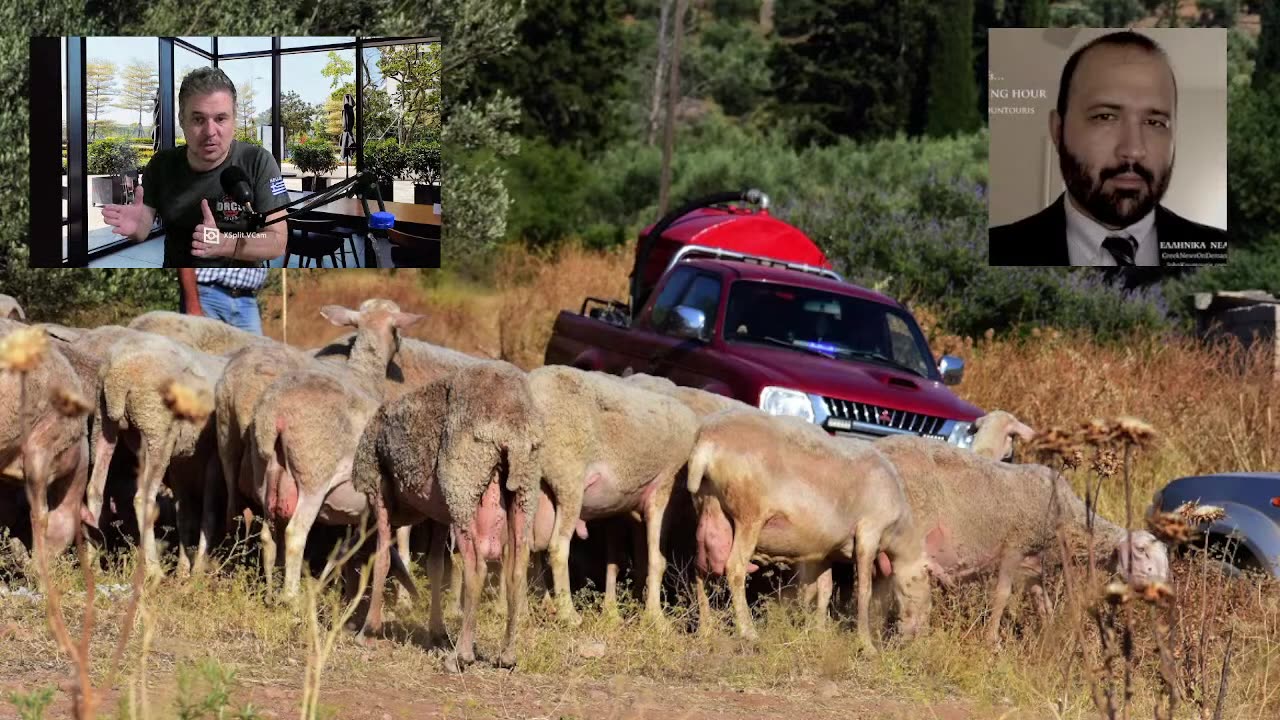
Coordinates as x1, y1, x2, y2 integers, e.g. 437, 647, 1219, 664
821, 397, 947, 437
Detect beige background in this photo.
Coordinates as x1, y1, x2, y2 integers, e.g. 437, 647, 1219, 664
987, 28, 1227, 229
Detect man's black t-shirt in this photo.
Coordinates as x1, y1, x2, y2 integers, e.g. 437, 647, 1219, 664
141, 140, 289, 268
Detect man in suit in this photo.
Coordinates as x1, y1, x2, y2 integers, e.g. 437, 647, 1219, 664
989, 31, 1226, 267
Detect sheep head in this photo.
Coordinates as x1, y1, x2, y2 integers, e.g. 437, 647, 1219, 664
972, 410, 1037, 461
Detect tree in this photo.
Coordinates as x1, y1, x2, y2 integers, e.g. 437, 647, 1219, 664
463, 0, 634, 148
925, 0, 981, 137
237, 82, 259, 137
1004, 0, 1049, 25
114, 59, 157, 139
1256, 0, 1280, 84
86, 60, 117, 141
376, 43, 442, 145
270, 90, 315, 143
320, 51, 354, 91
771, 0, 931, 144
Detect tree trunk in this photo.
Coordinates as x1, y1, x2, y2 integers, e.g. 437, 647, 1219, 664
657, 0, 688, 217
646, 0, 673, 147
759, 0, 775, 34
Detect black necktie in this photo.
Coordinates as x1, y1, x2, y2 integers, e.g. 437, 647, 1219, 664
1102, 234, 1137, 266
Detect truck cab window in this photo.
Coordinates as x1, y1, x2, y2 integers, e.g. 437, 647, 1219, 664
649, 267, 696, 330
671, 275, 722, 336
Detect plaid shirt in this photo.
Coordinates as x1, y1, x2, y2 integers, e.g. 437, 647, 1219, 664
195, 268, 268, 291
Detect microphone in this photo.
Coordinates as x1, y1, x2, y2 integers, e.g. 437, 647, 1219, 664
220, 166, 263, 230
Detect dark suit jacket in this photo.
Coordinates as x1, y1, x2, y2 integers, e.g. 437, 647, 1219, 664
988, 194, 1228, 267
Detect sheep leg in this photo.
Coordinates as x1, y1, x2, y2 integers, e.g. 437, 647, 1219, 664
219, 434, 241, 536
425, 520, 449, 648
985, 551, 1022, 646
260, 518, 279, 596
498, 492, 532, 669
546, 483, 584, 627
641, 470, 677, 624
602, 520, 620, 618
193, 454, 221, 575
394, 525, 413, 607
853, 525, 882, 654
282, 489, 327, 601
173, 473, 193, 578
725, 514, 765, 641
1030, 580, 1052, 621
136, 432, 175, 578
361, 489, 394, 637
446, 528, 484, 673
86, 409, 119, 523
797, 561, 834, 627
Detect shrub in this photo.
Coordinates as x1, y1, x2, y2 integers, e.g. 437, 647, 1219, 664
404, 140, 442, 185
362, 138, 406, 183
289, 138, 338, 178
86, 138, 138, 175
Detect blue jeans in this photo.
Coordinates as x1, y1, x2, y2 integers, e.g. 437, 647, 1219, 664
196, 284, 263, 335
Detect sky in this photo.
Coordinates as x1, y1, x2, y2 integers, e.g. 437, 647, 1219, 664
64, 37, 410, 128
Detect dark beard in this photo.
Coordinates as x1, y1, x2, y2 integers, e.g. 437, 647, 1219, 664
1058, 131, 1172, 228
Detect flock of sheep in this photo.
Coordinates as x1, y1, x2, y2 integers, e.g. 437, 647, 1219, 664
0, 293, 1171, 673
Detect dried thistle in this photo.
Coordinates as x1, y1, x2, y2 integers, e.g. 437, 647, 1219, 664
50, 386, 91, 418
0, 326, 48, 372
1081, 418, 1112, 447
1189, 505, 1226, 524
1147, 511, 1195, 545
1029, 426, 1080, 461
1112, 416, 1157, 449
1104, 580, 1134, 605
1091, 447, 1120, 479
162, 380, 212, 423
1138, 580, 1176, 606
1062, 448, 1084, 471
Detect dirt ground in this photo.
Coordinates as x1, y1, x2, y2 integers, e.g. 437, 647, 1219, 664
2, 663, 987, 720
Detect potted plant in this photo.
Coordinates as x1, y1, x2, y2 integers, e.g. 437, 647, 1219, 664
87, 138, 138, 206
406, 141, 442, 205
362, 138, 406, 202
291, 138, 338, 192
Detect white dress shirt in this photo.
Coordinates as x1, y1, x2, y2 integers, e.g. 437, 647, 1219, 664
1064, 195, 1159, 266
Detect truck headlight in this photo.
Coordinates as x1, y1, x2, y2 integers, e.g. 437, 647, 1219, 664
759, 386, 815, 423
947, 421, 975, 449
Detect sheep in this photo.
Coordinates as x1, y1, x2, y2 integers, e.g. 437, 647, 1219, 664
0, 322, 92, 560
353, 361, 543, 671
127, 311, 271, 356
871, 434, 1169, 644
622, 373, 755, 419
249, 299, 422, 599
86, 332, 227, 577
527, 365, 699, 625
970, 410, 1036, 461
685, 410, 930, 650
0, 294, 25, 321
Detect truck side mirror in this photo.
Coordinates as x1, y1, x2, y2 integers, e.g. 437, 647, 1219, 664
668, 305, 708, 341
938, 355, 964, 385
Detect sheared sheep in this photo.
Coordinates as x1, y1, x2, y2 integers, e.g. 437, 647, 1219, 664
0, 322, 93, 559
686, 410, 931, 650
527, 365, 699, 625
971, 410, 1037, 461
128, 310, 271, 356
353, 361, 542, 671
249, 300, 422, 599
87, 333, 226, 576
0, 295, 25, 321
622, 373, 755, 419
872, 434, 1169, 644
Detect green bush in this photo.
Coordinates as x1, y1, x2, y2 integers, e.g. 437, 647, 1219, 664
362, 138, 406, 182
86, 138, 138, 175
289, 138, 338, 178
405, 140, 442, 185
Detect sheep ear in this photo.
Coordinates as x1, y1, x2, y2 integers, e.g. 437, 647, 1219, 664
1013, 420, 1036, 442
392, 312, 425, 329
320, 305, 360, 328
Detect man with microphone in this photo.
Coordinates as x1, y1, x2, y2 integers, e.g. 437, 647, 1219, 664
102, 67, 290, 330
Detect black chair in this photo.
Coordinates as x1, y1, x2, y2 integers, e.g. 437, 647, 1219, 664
386, 227, 440, 268
283, 213, 349, 268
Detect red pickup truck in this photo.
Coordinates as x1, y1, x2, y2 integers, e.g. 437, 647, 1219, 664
544, 190, 983, 447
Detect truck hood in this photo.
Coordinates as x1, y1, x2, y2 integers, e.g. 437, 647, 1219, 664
728, 343, 983, 421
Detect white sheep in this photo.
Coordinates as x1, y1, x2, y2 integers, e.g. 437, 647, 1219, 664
248, 300, 422, 599
0, 294, 25, 321
87, 333, 227, 576
527, 365, 699, 625
872, 433, 1169, 644
128, 310, 271, 356
971, 410, 1037, 461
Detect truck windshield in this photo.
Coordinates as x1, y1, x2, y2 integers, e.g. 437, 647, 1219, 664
724, 281, 937, 379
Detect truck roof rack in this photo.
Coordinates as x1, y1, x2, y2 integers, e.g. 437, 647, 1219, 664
667, 243, 845, 283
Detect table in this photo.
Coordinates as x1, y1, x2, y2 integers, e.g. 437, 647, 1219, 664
283, 191, 441, 267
